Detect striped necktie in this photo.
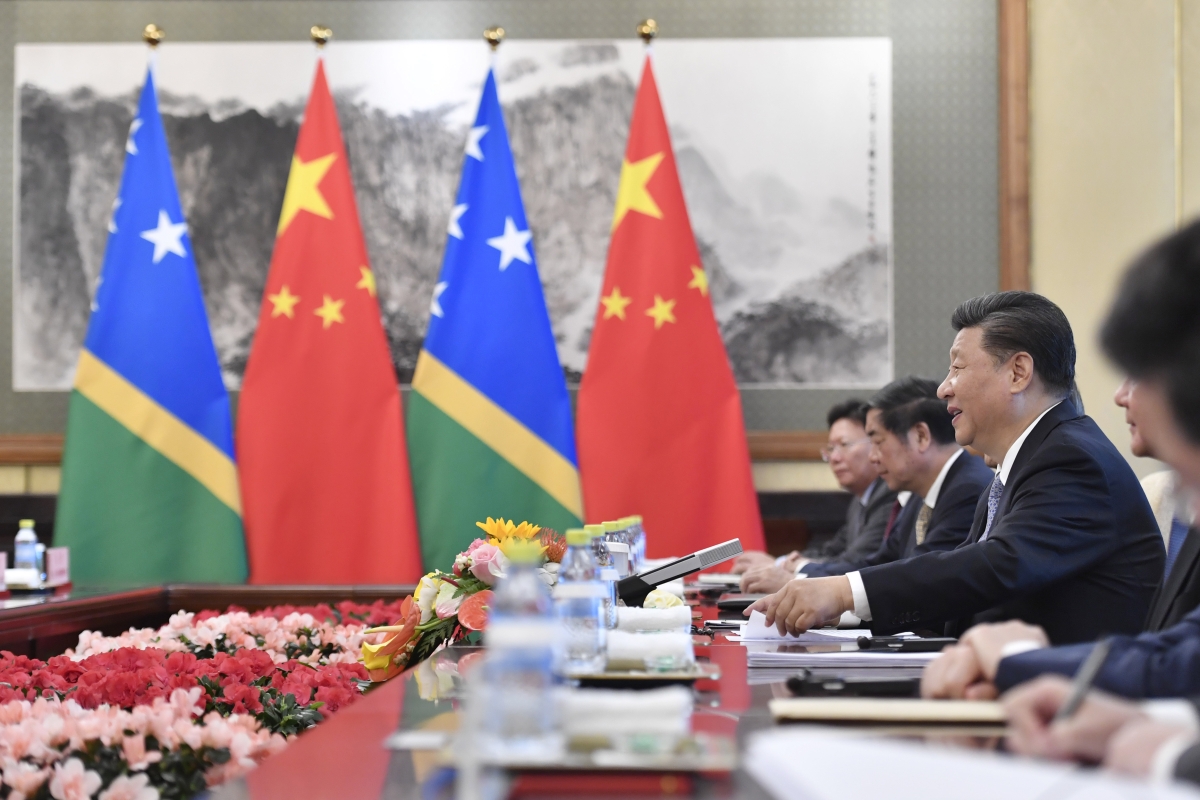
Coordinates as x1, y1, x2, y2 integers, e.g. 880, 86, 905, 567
915, 504, 932, 546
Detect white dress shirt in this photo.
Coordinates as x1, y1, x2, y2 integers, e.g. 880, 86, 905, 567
846, 404, 1061, 622
923, 448, 964, 511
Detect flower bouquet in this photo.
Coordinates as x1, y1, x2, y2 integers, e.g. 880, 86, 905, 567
360, 518, 565, 681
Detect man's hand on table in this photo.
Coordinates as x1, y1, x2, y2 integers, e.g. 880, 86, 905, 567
1105, 720, 1195, 778
922, 621, 1049, 700
732, 551, 785, 573
739, 565, 796, 594
1004, 676, 1146, 763
744, 576, 853, 635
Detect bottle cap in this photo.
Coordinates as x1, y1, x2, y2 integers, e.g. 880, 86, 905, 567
583, 523, 605, 538
18, 519, 33, 529
504, 540, 545, 564
603, 520, 624, 533
565, 528, 590, 546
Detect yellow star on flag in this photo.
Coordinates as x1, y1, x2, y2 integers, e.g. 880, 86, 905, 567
687, 265, 709, 297
600, 287, 632, 320
645, 295, 677, 329
356, 266, 376, 297
277, 153, 337, 235
267, 285, 301, 318
313, 295, 345, 329
612, 152, 665, 232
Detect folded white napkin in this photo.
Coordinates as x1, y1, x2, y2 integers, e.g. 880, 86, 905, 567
605, 630, 695, 670
616, 605, 692, 632
558, 686, 692, 737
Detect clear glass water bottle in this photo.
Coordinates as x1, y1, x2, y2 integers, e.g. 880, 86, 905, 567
586, 524, 618, 628
479, 545, 562, 762
14, 519, 38, 571
623, 515, 647, 572
553, 529, 607, 675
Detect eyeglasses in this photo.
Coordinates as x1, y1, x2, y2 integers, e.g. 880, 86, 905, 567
820, 438, 871, 462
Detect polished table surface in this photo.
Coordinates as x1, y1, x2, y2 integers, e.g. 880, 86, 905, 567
209, 595, 1005, 800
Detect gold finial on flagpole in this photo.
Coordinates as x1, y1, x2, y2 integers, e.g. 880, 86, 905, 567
637, 19, 658, 44
310, 25, 333, 48
142, 24, 164, 48
484, 26, 505, 51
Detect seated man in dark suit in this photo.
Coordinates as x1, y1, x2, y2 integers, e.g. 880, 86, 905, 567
733, 400, 896, 575
746, 291, 1164, 644
935, 220, 1200, 785
740, 377, 992, 594
921, 384, 1200, 703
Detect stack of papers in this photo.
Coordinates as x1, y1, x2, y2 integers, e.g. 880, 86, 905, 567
732, 611, 869, 643
747, 647, 940, 669
745, 727, 1200, 800
695, 573, 741, 586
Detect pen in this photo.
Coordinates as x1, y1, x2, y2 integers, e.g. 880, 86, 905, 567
1053, 638, 1113, 722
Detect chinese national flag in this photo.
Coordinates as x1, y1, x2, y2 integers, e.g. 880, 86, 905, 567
237, 61, 422, 583
577, 57, 764, 558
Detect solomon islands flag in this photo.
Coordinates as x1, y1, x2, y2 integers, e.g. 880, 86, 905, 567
409, 68, 582, 568
55, 67, 247, 584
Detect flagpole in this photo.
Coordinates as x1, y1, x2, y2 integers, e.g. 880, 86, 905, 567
484, 25, 504, 69
637, 18, 657, 55
142, 23, 162, 73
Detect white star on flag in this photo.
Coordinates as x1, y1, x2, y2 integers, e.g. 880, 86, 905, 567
125, 118, 142, 155
140, 209, 188, 264
486, 217, 533, 271
90, 276, 102, 313
430, 281, 448, 318
107, 197, 122, 234
447, 204, 468, 239
465, 125, 488, 161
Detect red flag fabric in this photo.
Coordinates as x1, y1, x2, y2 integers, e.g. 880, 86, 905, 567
577, 57, 765, 558
237, 61, 422, 583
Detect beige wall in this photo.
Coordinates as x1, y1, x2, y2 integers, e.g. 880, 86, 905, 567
1030, 0, 1187, 477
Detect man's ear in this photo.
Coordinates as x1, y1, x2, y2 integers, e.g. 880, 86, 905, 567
909, 422, 932, 453
1009, 352, 1035, 394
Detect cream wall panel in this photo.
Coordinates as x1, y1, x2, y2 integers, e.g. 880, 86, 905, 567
27, 466, 59, 494
752, 462, 842, 492
1182, 0, 1200, 218
0, 467, 25, 494
1030, 0, 1175, 477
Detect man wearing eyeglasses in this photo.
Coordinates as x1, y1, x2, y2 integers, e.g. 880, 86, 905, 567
733, 399, 897, 576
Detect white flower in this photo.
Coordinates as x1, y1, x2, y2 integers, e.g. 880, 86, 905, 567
415, 575, 440, 624
48, 758, 101, 800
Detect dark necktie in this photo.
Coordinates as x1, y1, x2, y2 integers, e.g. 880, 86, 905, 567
1165, 518, 1189, 580
882, 499, 902, 542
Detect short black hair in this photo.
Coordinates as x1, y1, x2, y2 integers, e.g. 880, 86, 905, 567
1101, 219, 1200, 443
826, 399, 869, 429
951, 291, 1076, 397
868, 376, 957, 446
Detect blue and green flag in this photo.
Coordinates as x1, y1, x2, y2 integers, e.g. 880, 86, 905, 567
409, 69, 582, 567
55, 68, 247, 584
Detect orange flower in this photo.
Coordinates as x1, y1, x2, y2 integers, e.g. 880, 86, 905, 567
360, 596, 422, 681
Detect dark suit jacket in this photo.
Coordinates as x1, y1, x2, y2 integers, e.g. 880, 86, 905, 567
995, 602, 1200, 697
1172, 725, 1200, 785
858, 403, 1164, 644
801, 452, 992, 577
803, 478, 897, 562
1146, 526, 1200, 632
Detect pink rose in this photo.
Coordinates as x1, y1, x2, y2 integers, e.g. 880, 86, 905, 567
468, 544, 508, 586
465, 538, 489, 555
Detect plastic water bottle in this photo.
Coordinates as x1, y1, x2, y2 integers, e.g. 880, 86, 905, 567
586, 524, 619, 628
14, 520, 38, 571
602, 520, 632, 578
553, 529, 607, 674
479, 545, 562, 762
623, 515, 647, 571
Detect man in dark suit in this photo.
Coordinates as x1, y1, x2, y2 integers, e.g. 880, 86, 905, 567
742, 377, 991, 589
746, 291, 1164, 644
921, 379, 1200, 704
733, 399, 896, 576
945, 221, 1200, 785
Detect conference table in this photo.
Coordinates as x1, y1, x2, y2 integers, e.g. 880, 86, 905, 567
0, 583, 1013, 799
199, 589, 1001, 800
